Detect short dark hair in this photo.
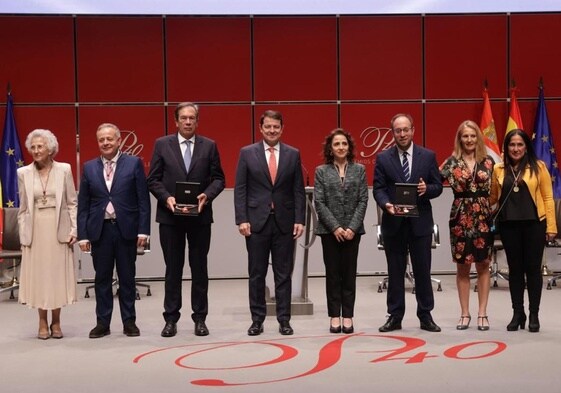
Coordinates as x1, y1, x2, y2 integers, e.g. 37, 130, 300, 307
174, 102, 199, 121
322, 128, 356, 164
390, 113, 414, 129
260, 110, 283, 126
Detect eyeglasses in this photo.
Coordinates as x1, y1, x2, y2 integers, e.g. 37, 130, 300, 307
393, 127, 413, 133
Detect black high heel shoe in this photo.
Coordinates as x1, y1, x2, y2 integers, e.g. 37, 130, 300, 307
477, 316, 490, 331
528, 313, 540, 333
330, 318, 342, 334
506, 311, 527, 331
456, 315, 471, 330
342, 318, 354, 334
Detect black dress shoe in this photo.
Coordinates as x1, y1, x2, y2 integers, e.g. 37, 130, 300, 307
194, 321, 209, 336
420, 319, 441, 332
379, 316, 402, 332
342, 325, 354, 334
161, 321, 177, 337
247, 321, 264, 336
123, 320, 140, 337
89, 323, 111, 339
279, 320, 294, 335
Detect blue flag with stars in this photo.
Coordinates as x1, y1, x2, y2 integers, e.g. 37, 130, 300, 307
0, 93, 25, 207
532, 87, 561, 199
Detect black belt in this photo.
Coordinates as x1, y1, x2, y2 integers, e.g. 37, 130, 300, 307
269, 210, 275, 215
104, 218, 117, 224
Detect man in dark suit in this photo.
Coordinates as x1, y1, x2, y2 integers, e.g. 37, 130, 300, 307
147, 102, 225, 337
373, 113, 443, 333
234, 110, 306, 336
78, 123, 151, 338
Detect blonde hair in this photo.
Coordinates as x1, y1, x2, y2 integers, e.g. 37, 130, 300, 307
452, 120, 487, 162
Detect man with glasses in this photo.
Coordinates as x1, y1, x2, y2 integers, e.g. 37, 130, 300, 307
373, 113, 443, 333
147, 102, 225, 337
234, 110, 306, 336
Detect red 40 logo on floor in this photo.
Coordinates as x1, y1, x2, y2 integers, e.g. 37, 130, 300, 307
133, 334, 506, 386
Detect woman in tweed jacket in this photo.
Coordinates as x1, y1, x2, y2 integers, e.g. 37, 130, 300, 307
314, 128, 369, 334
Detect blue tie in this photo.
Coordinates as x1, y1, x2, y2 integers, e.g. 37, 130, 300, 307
402, 151, 410, 182
183, 140, 192, 173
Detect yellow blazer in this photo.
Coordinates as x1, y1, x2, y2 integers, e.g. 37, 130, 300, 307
490, 160, 557, 234
17, 161, 78, 246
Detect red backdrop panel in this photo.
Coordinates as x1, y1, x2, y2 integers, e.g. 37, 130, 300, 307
7, 106, 77, 177
340, 103, 423, 185
425, 14, 508, 99
253, 17, 337, 102
166, 104, 252, 188
76, 17, 164, 103
0, 16, 75, 103
253, 104, 338, 186
425, 101, 509, 164
166, 17, 251, 103
511, 14, 561, 98
78, 106, 165, 176
339, 15, 422, 100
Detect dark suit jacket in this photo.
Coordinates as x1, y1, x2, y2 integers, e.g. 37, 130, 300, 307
147, 134, 225, 225
78, 153, 151, 242
313, 162, 369, 236
373, 144, 442, 237
234, 141, 306, 234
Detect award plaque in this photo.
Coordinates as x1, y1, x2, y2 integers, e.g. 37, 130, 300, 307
174, 181, 200, 216
394, 183, 419, 217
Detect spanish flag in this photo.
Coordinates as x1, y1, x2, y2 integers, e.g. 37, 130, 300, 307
480, 88, 502, 163
506, 86, 524, 135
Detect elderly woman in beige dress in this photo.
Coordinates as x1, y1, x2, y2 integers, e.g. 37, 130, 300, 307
17, 129, 77, 339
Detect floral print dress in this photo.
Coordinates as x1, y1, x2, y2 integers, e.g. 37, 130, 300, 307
441, 156, 494, 264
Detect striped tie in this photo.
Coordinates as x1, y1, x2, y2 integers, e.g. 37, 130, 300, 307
402, 151, 410, 182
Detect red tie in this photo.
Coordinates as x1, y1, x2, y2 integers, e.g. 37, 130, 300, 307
268, 147, 277, 184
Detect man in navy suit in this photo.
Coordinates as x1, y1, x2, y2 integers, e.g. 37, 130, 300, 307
234, 110, 306, 336
373, 113, 443, 333
78, 123, 151, 338
147, 102, 225, 337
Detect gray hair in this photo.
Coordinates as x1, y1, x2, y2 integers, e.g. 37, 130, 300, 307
25, 129, 59, 157
97, 123, 121, 138
174, 102, 199, 121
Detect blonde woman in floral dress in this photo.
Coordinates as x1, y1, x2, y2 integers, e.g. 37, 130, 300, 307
441, 120, 494, 331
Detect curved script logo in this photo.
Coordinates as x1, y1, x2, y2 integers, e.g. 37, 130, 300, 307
133, 334, 506, 387
359, 127, 395, 159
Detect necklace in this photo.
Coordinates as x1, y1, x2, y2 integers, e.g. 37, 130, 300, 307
510, 165, 521, 192
38, 165, 52, 204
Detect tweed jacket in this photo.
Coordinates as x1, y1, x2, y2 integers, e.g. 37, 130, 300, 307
313, 162, 369, 235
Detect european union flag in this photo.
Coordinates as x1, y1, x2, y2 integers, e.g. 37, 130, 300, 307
0, 93, 25, 207
532, 86, 561, 199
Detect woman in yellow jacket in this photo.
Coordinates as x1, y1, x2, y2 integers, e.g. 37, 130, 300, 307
490, 129, 556, 333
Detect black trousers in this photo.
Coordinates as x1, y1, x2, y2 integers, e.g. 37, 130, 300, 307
246, 214, 295, 323
92, 220, 138, 326
159, 221, 211, 323
383, 220, 434, 321
499, 219, 546, 313
320, 234, 360, 318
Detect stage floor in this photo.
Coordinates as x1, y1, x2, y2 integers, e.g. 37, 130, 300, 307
2, 275, 561, 393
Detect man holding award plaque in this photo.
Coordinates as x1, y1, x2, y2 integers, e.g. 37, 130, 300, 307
373, 113, 443, 333
147, 102, 225, 337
